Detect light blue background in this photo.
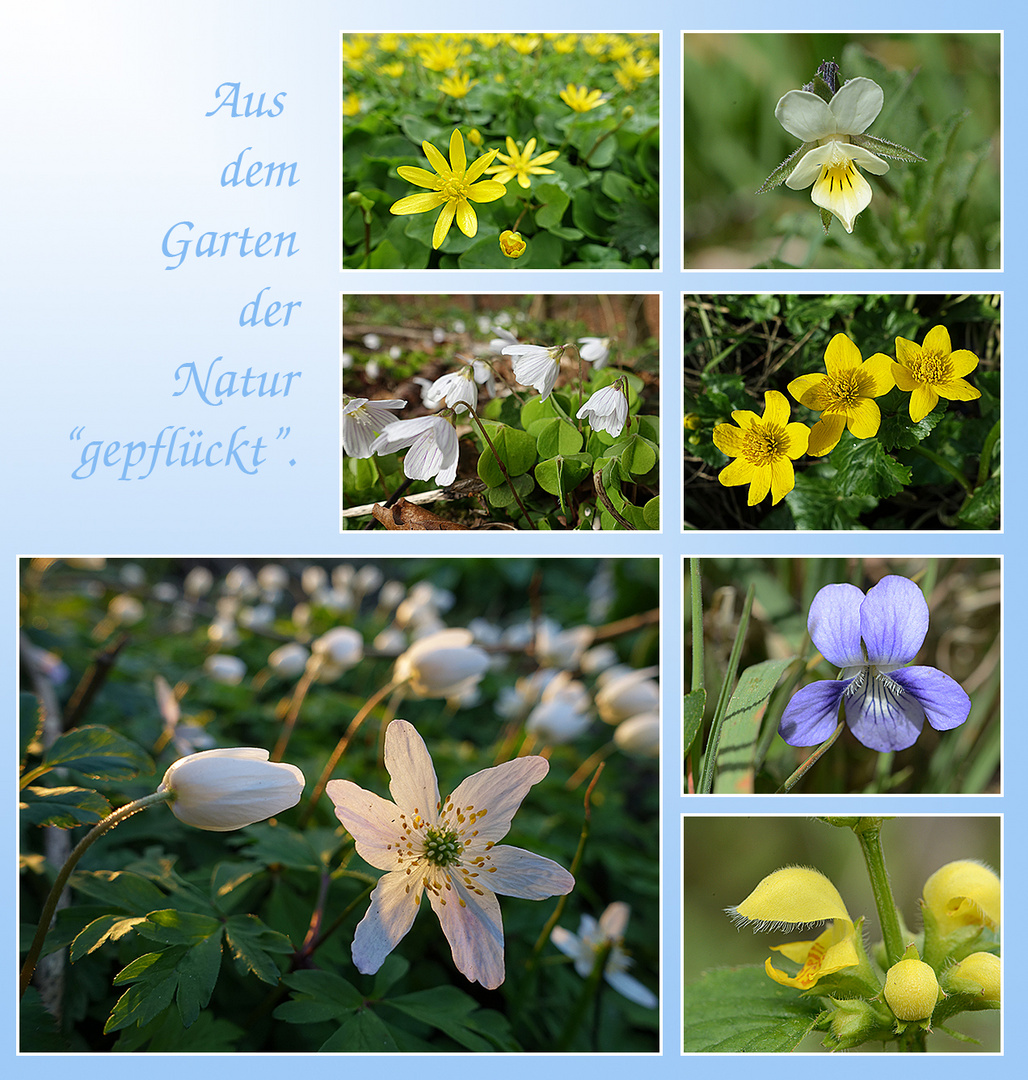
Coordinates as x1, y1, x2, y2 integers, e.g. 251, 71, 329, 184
2, 0, 1013, 1069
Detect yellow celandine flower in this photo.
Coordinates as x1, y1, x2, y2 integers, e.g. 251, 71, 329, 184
922, 860, 1000, 936
486, 137, 560, 189
560, 83, 605, 113
509, 35, 540, 55
499, 230, 526, 258
787, 332, 895, 455
712, 390, 810, 505
377, 34, 400, 53
615, 52, 659, 92
342, 37, 372, 69
467, 128, 483, 147
727, 866, 860, 989
342, 94, 361, 118
438, 73, 476, 99
390, 129, 507, 250
892, 325, 982, 423
477, 33, 502, 50
551, 34, 577, 54
378, 61, 404, 78
418, 40, 467, 73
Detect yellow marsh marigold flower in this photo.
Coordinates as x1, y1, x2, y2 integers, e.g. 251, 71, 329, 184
499, 230, 526, 258
342, 94, 361, 118
390, 129, 507, 250
712, 390, 809, 505
438, 73, 476, 99
892, 325, 982, 423
560, 83, 605, 113
922, 860, 1000, 936
727, 866, 860, 989
787, 332, 895, 455
486, 137, 560, 189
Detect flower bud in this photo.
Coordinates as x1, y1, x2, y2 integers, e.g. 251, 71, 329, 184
312, 626, 364, 670
943, 951, 1000, 1001
159, 748, 305, 831
267, 642, 310, 678
922, 860, 1000, 935
204, 654, 246, 685
394, 628, 490, 698
595, 667, 659, 725
499, 230, 526, 258
108, 594, 145, 625
613, 712, 660, 757
884, 954, 941, 1021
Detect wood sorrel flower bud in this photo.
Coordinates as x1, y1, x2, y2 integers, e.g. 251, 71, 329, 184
159, 747, 304, 831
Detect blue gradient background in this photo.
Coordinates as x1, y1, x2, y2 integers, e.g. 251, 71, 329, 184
3, 0, 1013, 1069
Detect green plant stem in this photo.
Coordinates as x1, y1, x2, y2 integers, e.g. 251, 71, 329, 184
20, 789, 174, 997
689, 559, 703, 691
697, 584, 754, 794
910, 444, 973, 493
776, 719, 844, 793
556, 940, 612, 1051
301, 677, 405, 825
470, 410, 537, 529
975, 420, 1000, 488
852, 818, 905, 968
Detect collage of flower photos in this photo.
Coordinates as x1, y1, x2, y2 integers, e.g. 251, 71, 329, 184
683, 31, 1002, 1058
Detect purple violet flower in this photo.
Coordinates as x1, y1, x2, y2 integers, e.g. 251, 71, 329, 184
779, 575, 971, 752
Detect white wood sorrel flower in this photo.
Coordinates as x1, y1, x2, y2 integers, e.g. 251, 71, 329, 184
327, 719, 575, 988
159, 748, 305, 831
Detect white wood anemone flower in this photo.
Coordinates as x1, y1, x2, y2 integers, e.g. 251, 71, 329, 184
369, 414, 460, 487
327, 719, 575, 989
551, 902, 657, 1008
159, 747, 305, 831
760, 71, 923, 234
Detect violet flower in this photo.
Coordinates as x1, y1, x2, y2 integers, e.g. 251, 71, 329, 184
779, 575, 970, 752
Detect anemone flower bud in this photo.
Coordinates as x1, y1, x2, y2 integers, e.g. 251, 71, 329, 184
613, 712, 660, 757
312, 626, 365, 670
158, 748, 305, 831
267, 642, 310, 678
393, 628, 490, 698
595, 667, 660, 725
204, 654, 246, 685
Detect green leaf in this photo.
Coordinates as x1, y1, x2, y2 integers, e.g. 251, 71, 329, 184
832, 437, 910, 499
106, 949, 184, 1032
534, 453, 592, 498
476, 422, 537, 486
533, 183, 571, 229
683, 965, 822, 1052
20, 692, 44, 767
383, 986, 498, 1051
42, 724, 153, 782
136, 909, 222, 946
643, 495, 660, 529
788, 472, 876, 530
611, 433, 657, 477
20, 785, 111, 828
223, 913, 293, 984
878, 407, 945, 450
683, 689, 707, 757
174, 933, 224, 1027
529, 417, 583, 457
957, 476, 1000, 529
713, 658, 795, 794
70, 869, 169, 911
484, 471, 534, 509
70, 914, 148, 961
276, 969, 365, 1024
320, 1008, 399, 1052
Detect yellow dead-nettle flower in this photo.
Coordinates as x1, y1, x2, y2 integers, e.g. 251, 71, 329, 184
922, 859, 1000, 936
727, 866, 860, 989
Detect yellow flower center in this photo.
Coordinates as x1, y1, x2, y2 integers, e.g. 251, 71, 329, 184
742, 424, 787, 466
440, 177, 470, 201
818, 158, 859, 194
795, 939, 827, 989
821, 370, 865, 411
906, 350, 951, 385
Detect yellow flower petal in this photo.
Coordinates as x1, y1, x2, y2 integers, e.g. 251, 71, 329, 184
390, 191, 447, 215
432, 200, 457, 249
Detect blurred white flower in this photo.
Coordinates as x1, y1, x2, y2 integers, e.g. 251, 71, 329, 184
343, 396, 407, 458
207, 617, 240, 648
257, 563, 289, 595
551, 902, 657, 1008
526, 673, 592, 743
595, 667, 659, 725
394, 627, 490, 699
535, 618, 595, 669
613, 712, 660, 758
159, 747, 304, 831
183, 566, 214, 598
108, 594, 144, 626
578, 336, 611, 368
267, 642, 310, 678
370, 415, 460, 487
362, 333, 382, 349
204, 654, 246, 685
312, 626, 364, 671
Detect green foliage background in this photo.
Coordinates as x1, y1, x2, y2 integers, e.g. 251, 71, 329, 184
684, 34, 1000, 269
